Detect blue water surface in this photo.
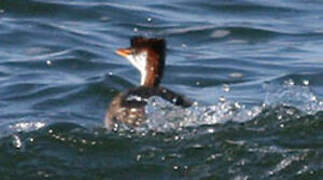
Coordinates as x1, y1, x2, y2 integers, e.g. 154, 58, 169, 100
0, 0, 323, 179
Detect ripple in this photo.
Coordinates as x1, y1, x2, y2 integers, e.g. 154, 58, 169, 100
1, 0, 323, 178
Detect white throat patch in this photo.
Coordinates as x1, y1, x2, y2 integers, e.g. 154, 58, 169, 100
125, 51, 148, 86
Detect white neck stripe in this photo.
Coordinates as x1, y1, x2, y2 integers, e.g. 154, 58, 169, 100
125, 51, 148, 86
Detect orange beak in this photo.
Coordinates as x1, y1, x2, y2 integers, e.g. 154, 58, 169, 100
115, 48, 132, 58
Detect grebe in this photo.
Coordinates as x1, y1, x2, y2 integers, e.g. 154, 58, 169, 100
105, 37, 192, 128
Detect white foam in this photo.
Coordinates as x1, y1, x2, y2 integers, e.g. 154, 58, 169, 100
142, 96, 262, 132
132, 80, 323, 132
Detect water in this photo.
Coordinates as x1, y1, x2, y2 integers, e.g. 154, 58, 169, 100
1, 0, 323, 179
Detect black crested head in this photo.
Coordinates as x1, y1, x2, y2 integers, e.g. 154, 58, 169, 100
130, 36, 166, 56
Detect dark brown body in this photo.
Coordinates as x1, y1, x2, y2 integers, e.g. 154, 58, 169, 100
105, 86, 191, 128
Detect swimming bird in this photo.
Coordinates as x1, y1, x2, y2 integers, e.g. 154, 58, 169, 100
105, 37, 192, 128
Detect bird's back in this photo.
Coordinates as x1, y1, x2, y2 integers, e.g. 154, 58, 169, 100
105, 86, 192, 128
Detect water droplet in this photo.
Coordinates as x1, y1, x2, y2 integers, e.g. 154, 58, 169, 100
174, 135, 180, 141
133, 28, 138, 32
0, 9, 4, 13
223, 84, 230, 92
210, 154, 217, 160
229, 72, 243, 79
196, 81, 200, 86
219, 96, 226, 102
173, 166, 179, 170
136, 154, 142, 161
311, 96, 317, 102
147, 17, 152, 22
181, 43, 187, 48
141, 132, 146, 136
113, 123, 119, 132
284, 79, 295, 86
303, 80, 310, 86
108, 72, 113, 76
35, 122, 45, 129
12, 135, 22, 149
172, 98, 178, 103
207, 128, 215, 133
234, 102, 241, 109
280, 124, 284, 128
46, 60, 52, 65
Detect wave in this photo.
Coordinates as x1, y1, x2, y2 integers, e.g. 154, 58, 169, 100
105, 79, 323, 133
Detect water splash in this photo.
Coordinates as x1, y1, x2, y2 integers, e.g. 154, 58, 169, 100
9, 121, 46, 132
264, 79, 323, 114
141, 97, 262, 132
129, 80, 323, 132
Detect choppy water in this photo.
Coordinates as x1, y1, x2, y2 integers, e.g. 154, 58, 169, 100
1, 0, 323, 179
